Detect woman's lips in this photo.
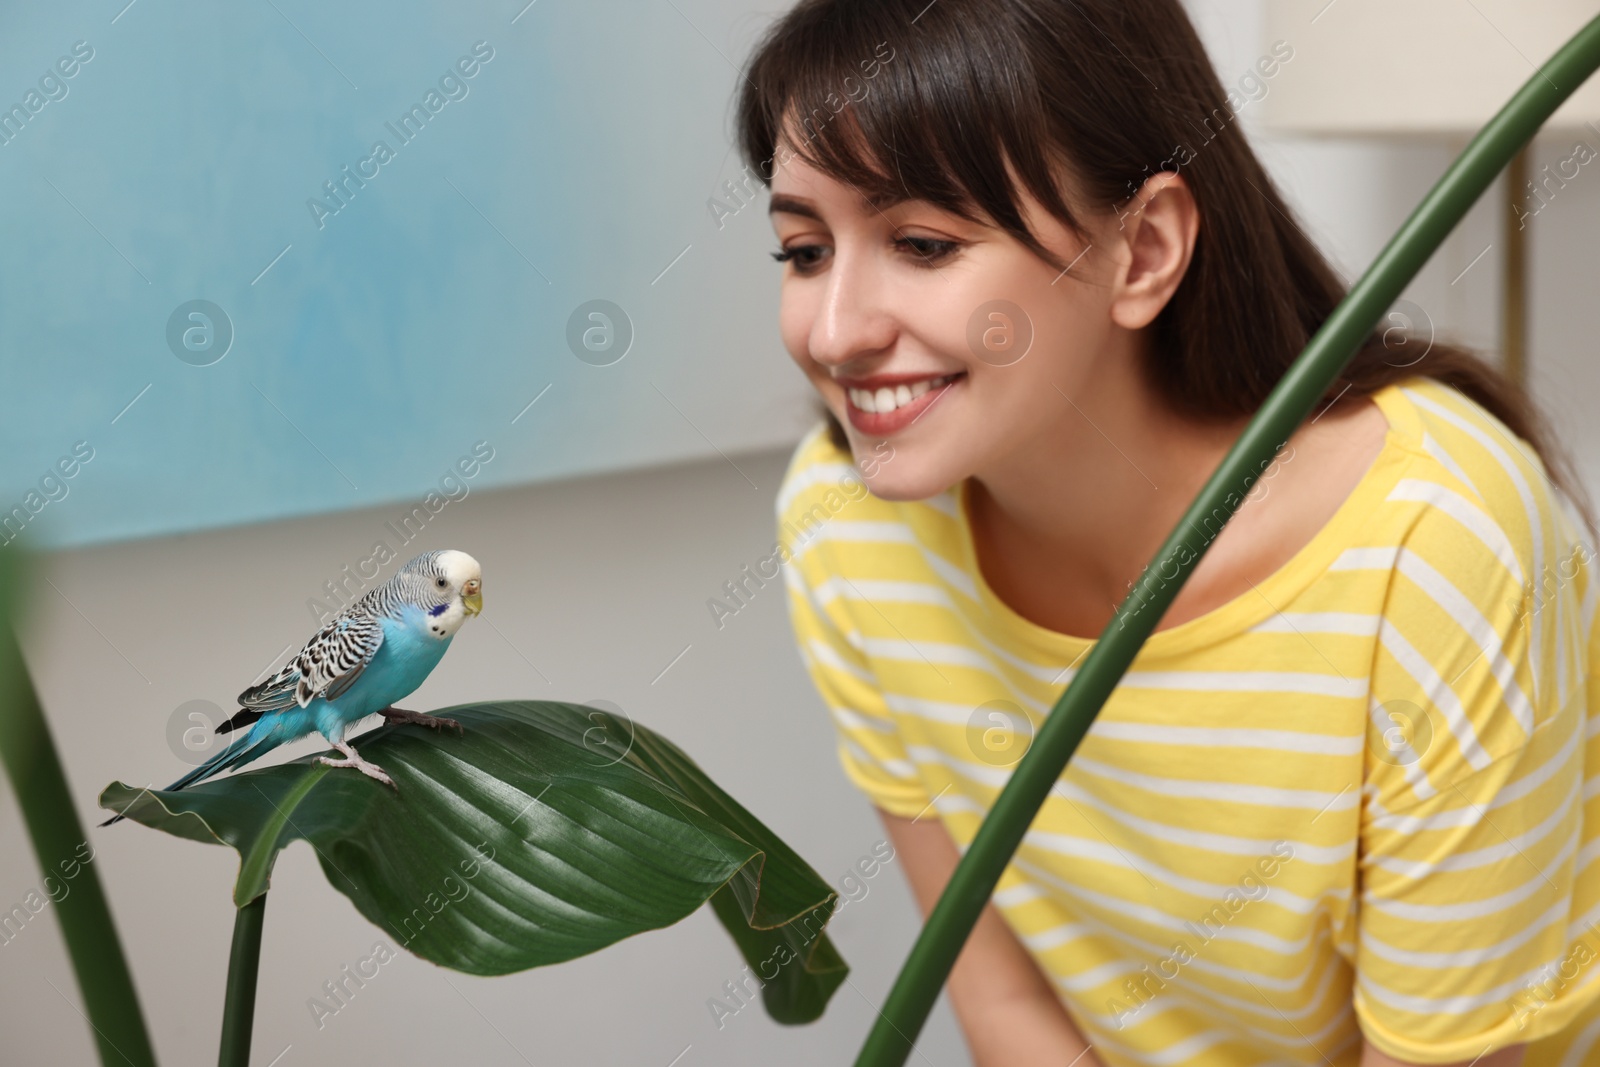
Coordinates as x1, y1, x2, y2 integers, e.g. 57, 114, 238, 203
842, 372, 965, 435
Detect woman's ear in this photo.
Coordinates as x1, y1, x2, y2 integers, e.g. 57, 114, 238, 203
1105, 172, 1200, 331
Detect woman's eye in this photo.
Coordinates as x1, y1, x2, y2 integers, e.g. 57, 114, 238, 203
771, 244, 825, 272
894, 235, 959, 263
770, 237, 959, 275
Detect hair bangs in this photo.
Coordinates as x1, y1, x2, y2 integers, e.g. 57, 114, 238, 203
735, 0, 1085, 272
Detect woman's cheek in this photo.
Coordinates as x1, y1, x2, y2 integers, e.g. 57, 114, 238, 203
778, 301, 814, 371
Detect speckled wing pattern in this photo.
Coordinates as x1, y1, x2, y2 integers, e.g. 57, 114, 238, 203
237, 610, 386, 711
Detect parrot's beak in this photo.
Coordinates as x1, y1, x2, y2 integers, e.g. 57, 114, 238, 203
463, 580, 483, 616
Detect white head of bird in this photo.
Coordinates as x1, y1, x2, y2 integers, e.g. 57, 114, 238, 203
408, 549, 483, 638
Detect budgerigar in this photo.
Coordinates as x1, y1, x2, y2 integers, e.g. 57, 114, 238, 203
100, 549, 483, 827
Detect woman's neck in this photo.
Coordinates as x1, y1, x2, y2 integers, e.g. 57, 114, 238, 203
964, 363, 1255, 637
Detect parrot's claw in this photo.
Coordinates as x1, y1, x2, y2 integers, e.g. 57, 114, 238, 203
318, 739, 396, 789
378, 706, 465, 736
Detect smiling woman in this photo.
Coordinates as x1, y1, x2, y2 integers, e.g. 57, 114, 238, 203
734, 1, 1600, 1066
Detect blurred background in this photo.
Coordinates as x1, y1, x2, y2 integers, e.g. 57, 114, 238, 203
2, 0, 1598, 1063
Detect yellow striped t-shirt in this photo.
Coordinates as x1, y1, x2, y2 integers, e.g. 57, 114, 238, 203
777, 376, 1600, 1066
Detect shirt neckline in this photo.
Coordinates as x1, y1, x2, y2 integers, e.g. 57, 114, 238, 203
947, 380, 1425, 662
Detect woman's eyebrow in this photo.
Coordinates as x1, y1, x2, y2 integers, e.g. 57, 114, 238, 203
768, 191, 912, 221
767, 194, 819, 220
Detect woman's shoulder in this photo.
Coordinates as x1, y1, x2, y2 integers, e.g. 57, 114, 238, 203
1343, 378, 1596, 808
1367, 377, 1596, 735
775, 421, 857, 519
1374, 376, 1589, 569
773, 420, 960, 570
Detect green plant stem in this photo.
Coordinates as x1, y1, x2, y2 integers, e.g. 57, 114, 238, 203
218, 894, 266, 1067
854, 13, 1600, 1066
0, 547, 157, 1067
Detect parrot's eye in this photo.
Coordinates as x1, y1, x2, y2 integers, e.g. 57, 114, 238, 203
436, 577, 448, 588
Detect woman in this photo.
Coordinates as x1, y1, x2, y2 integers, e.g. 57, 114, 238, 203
736, 1, 1600, 1064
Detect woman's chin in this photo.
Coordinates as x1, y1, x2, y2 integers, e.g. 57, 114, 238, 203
852, 468, 962, 504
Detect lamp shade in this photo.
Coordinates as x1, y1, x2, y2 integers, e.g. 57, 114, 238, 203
1261, 0, 1600, 137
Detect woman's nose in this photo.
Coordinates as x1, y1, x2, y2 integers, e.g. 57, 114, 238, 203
807, 246, 897, 369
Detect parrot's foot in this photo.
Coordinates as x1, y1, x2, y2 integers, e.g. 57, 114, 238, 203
378, 706, 464, 736
317, 739, 396, 789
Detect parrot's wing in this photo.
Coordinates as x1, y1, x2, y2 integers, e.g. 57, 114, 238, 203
237, 613, 385, 710
235, 660, 301, 713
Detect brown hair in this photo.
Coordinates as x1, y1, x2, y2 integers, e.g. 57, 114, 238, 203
732, 0, 1597, 545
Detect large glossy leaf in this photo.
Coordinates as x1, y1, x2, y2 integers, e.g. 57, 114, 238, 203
99, 700, 847, 1024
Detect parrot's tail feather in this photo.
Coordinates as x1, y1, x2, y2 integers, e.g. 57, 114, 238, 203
163, 730, 281, 792
98, 727, 284, 828
216, 707, 264, 735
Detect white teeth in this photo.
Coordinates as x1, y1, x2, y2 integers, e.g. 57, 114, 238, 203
846, 374, 959, 415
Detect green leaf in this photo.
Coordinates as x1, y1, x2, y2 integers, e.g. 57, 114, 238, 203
2, 546, 158, 1066
99, 700, 847, 1023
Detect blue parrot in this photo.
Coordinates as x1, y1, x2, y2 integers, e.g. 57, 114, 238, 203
100, 549, 483, 827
